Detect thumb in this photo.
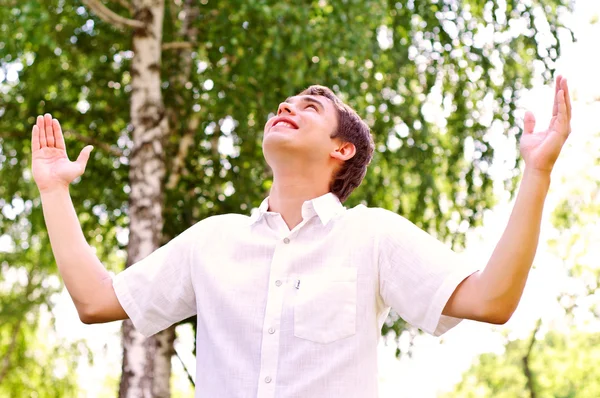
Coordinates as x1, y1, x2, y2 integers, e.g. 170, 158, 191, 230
523, 111, 536, 134
75, 145, 94, 172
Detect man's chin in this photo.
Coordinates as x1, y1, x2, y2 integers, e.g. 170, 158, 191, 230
262, 133, 298, 149
262, 138, 307, 163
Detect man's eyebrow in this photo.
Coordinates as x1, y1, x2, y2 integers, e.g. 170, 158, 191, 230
285, 96, 325, 111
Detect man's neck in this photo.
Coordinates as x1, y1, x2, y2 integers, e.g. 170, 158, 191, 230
268, 175, 330, 230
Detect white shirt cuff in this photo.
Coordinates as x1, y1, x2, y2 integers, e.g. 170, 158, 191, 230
423, 264, 479, 336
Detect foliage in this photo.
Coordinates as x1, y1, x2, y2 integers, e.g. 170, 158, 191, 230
0, 0, 572, 391
550, 131, 600, 321
0, 298, 82, 396
448, 102, 600, 398
446, 329, 600, 398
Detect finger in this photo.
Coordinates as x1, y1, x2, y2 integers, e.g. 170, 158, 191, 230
523, 111, 536, 134
44, 113, 55, 147
552, 75, 562, 117
52, 119, 66, 150
32, 125, 41, 152
76, 145, 94, 173
562, 77, 572, 122
37, 115, 47, 147
556, 90, 569, 137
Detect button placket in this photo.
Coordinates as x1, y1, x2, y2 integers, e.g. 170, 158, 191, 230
256, 236, 292, 397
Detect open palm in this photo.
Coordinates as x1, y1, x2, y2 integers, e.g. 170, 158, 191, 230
520, 75, 572, 173
31, 113, 93, 193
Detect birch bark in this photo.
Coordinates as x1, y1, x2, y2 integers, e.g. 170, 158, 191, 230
119, 1, 173, 397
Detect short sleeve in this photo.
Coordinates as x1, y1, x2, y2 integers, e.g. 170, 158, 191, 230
376, 209, 479, 336
112, 224, 200, 337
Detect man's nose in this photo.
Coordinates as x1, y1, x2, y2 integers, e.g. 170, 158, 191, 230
277, 102, 296, 115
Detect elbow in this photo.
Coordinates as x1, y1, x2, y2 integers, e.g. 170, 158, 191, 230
78, 311, 95, 325
485, 312, 512, 325
479, 303, 516, 325
77, 305, 99, 325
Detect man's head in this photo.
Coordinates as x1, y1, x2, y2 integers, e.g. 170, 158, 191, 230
262, 85, 374, 202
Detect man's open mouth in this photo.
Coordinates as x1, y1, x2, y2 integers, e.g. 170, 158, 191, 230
271, 117, 299, 129
273, 121, 295, 128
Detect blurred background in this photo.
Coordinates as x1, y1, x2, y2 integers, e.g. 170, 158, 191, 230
1, 0, 598, 397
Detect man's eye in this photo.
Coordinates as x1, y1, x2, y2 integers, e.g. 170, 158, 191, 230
306, 104, 317, 110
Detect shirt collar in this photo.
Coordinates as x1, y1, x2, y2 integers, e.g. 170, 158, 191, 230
249, 197, 271, 225
249, 192, 344, 226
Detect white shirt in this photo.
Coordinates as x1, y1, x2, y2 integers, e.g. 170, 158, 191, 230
113, 193, 478, 398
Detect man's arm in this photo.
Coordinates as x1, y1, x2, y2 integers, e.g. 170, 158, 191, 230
32, 113, 127, 324
443, 169, 549, 323
443, 75, 573, 324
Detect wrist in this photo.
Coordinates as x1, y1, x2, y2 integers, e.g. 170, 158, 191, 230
523, 167, 552, 180
522, 167, 551, 189
39, 184, 70, 198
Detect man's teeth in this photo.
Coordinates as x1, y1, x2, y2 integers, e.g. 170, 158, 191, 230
276, 122, 294, 128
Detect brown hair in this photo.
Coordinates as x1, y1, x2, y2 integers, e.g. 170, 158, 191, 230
298, 85, 374, 202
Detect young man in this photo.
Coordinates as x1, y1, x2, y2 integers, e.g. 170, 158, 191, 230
32, 76, 572, 397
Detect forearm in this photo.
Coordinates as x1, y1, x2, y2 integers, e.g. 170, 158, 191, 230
477, 167, 551, 315
445, 76, 571, 324
40, 187, 112, 318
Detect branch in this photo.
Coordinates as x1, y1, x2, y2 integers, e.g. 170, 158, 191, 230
166, 117, 198, 189
64, 130, 124, 157
0, 318, 22, 384
522, 318, 542, 398
1, 131, 27, 140
3, 131, 123, 157
174, 346, 195, 387
112, 0, 134, 14
82, 0, 144, 30
165, 131, 193, 189
162, 42, 194, 51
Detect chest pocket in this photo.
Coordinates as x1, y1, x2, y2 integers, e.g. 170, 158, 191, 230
293, 267, 357, 344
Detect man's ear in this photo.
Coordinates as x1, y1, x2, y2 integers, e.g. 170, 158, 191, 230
330, 141, 356, 162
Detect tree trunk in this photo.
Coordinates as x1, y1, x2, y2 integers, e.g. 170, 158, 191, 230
166, 0, 200, 191
522, 319, 542, 398
120, 1, 172, 397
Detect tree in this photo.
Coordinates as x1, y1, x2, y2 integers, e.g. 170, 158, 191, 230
550, 133, 600, 323
0, 262, 81, 397
446, 329, 600, 398
0, 0, 572, 395
448, 94, 600, 397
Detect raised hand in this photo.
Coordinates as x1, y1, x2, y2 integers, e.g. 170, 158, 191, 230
519, 75, 573, 173
31, 113, 94, 194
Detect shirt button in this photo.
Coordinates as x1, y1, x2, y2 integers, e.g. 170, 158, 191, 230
283, 237, 290, 244
265, 376, 272, 383
275, 280, 282, 287
268, 327, 275, 334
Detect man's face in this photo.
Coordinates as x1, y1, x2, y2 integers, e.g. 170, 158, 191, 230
262, 95, 339, 167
